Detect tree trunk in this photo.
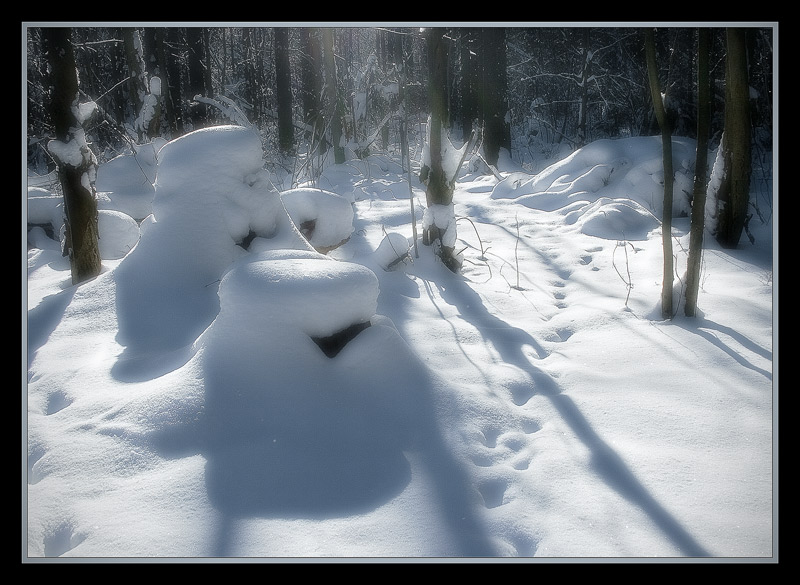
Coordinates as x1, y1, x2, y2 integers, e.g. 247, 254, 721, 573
480, 27, 511, 166
423, 28, 460, 272
577, 28, 591, 147
715, 28, 752, 248
275, 27, 294, 153
300, 28, 324, 153
156, 27, 183, 135
186, 27, 208, 129
645, 28, 675, 319
323, 28, 345, 164
43, 27, 101, 285
685, 28, 712, 317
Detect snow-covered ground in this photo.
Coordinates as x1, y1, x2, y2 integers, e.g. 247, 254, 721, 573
25, 125, 775, 560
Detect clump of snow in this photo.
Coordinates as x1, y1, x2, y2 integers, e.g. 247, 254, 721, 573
372, 232, 411, 270
569, 197, 660, 241
214, 250, 378, 339
95, 140, 163, 221
96, 210, 140, 260
27, 187, 63, 232
423, 203, 457, 248
280, 188, 355, 251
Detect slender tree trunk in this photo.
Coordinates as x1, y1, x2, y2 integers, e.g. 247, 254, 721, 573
275, 27, 294, 153
122, 28, 146, 135
715, 28, 752, 248
423, 27, 460, 272
685, 28, 712, 317
43, 27, 101, 285
577, 28, 591, 147
300, 28, 324, 153
645, 28, 674, 319
323, 28, 345, 164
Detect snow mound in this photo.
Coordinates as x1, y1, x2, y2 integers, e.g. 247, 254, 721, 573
491, 136, 698, 219
95, 140, 163, 220
217, 251, 379, 338
26, 187, 63, 231
568, 197, 660, 240
97, 210, 140, 259
373, 232, 411, 270
280, 188, 355, 252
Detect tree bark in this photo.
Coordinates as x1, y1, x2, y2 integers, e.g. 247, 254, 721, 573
300, 28, 324, 153
323, 28, 345, 164
479, 27, 511, 166
43, 27, 101, 285
423, 28, 460, 272
715, 28, 752, 248
275, 27, 294, 153
685, 28, 711, 317
186, 27, 210, 129
645, 28, 675, 319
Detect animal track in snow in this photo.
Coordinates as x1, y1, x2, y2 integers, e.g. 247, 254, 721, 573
43, 520, 86, 557
478, 477, 508, 508
45, 390, 72, 415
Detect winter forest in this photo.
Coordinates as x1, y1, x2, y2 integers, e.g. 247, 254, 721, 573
24, 24, 776, 561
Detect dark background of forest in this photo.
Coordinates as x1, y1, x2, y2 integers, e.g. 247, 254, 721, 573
25, 26, 774, 182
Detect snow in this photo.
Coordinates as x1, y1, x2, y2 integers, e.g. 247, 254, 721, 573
25, 124, 775, 561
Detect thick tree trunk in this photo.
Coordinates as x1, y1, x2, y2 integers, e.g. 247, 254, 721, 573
685, 28, 711, 317
645, 28, 675, 319
480, 27, 511, 166
43, 27, 101, 285
275, 27, 294, 153
186, 27, 209, 129
715, 28, 752, 248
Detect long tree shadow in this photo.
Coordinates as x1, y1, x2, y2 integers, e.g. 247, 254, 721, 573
422, 266, 712, 557
675, 318, 773, 381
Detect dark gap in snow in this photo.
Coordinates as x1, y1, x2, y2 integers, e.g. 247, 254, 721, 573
311, 321, 371, 358
237, 229, 258, 250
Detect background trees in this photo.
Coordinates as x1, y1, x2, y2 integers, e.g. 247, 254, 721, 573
26, 25, 774, 277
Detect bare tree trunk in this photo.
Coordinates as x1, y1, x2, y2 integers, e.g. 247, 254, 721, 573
275, 27, 294, 153
300, 28, 324, 154
685, 28, 712, 317
645, 28, 674, 319
43, 27, 101, 285
479, 27, 511, 166
323, 28, 345, 164
423, 28, 460, 272
715, 28, 752, 248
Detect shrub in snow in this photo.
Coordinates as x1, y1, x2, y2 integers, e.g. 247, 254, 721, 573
280, 188, 355, 253
373, 232, 411, 270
